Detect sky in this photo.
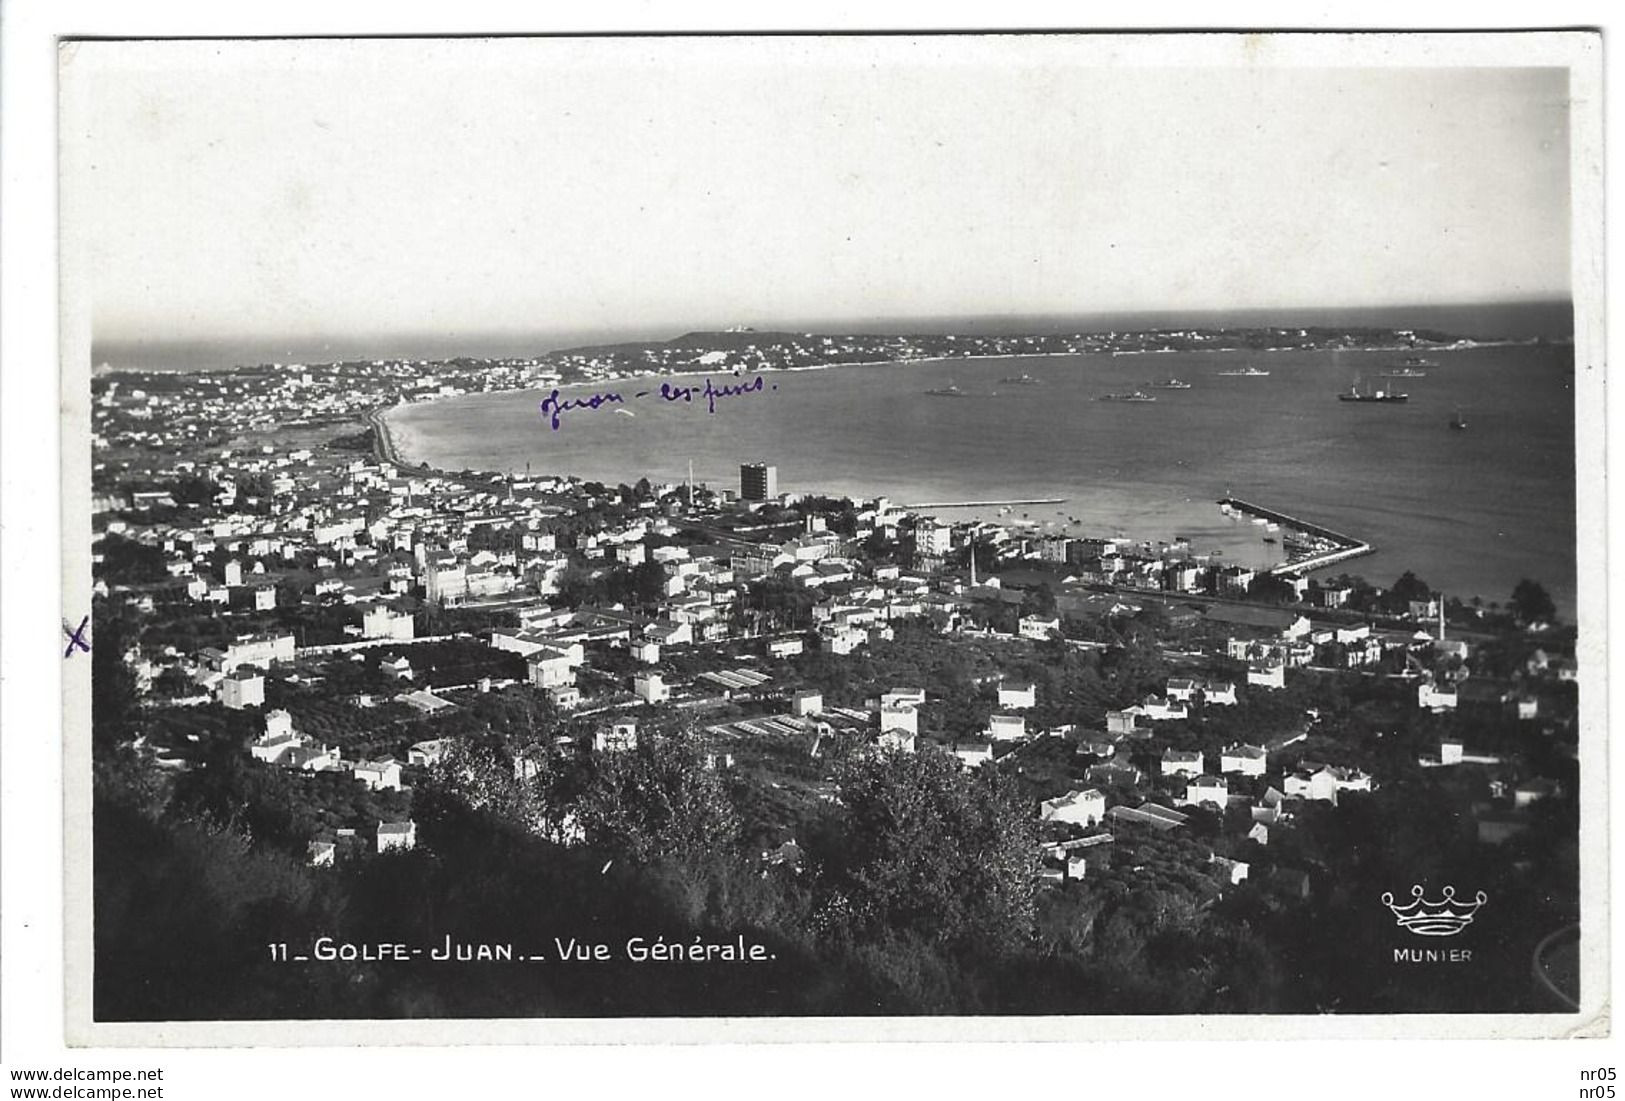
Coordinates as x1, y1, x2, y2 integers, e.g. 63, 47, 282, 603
62, 37, 1574, 364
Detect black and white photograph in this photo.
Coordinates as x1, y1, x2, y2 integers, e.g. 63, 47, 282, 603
43, 28, 1606, 1049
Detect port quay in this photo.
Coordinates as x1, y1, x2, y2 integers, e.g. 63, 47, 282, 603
1219, 496, 1374, 575
904, 498, 1067, 509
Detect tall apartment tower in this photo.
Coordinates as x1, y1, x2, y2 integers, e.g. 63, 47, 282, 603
740, 462, 778, 501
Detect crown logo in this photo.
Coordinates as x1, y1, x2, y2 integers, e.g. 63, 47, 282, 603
1381, 885, 1487, 937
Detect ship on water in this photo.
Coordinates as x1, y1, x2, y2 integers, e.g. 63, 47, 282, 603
1216, 366, 1270, 377
999, 373, 1040, 384
1382, 367, 1428, 378
1149, 377, 1192, 389
1097, 390, 1156, 403
1338, 379, 1409, 403
925, 384, 967, 397
1450, 407, 1468, 430
1400, 355, 1438, 368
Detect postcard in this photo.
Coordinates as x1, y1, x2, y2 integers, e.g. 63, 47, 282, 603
56, 30, 1606, 1044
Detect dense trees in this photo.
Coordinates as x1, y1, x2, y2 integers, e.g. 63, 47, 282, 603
573, 734, 741, 864
555, 560, 667, 611
1510, 578, 1558, 626
814, 748, 1038, 954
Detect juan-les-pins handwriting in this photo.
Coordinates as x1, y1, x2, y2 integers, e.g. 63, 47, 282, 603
538, 373, 776, 431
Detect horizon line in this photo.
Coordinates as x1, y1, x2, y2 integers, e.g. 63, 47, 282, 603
92, 297, 1575, 368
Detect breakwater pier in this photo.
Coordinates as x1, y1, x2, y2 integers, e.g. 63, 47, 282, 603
1219, 496, 1374, 575
908, 498, 1067, 509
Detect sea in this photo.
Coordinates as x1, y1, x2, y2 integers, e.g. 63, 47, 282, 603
386, 338, 1579, 618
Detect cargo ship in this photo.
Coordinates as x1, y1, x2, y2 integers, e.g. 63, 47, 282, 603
1382, 367, 1428, 378
1097, 391, 1157, 403
1149, 377, 1192, 389
1217, 366, 1270, 377
1338, 380, 1408, 403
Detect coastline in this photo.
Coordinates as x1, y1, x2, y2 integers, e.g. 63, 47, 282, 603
367, 403, 411, 471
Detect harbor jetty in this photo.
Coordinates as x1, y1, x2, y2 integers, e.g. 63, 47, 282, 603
908, 498, 1067, 509
1219, 496, 1373, 575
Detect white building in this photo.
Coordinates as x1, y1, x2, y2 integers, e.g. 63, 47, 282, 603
376, 820, 417, 853
1418, 681, 1458, 711
879, 703, 919, 738
634, 673, 670, 704
987, 713, 1027, 742
408, 738, 457, 767
1040, 788, 1107, 828
1105, 708, 1146, 736
950, 741, 994, 769
1283, 767, 1339, 804
1161, 748, 1205, 777
1179, 775, 1230, 809
767, 637, 804, 658
363, 605, 416, 641
425, 565, 469, 604
353, 758, 404, 792
915, 520, 952, 557
1141, 696, 1188, 722
1165, 678, 1199, 703
820, 627, 864, 655
219, 670, 265, 710
998, 682, 1037, 709
1219, 743, 1268, 777
528, 647, 575, 689
207, 633, 295, 673
881, 687, 926, 710
250, 730, 304, 765
1018, 615, 1061, 641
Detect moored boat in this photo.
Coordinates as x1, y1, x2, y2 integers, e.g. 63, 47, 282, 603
1338, 379, 1408, 403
